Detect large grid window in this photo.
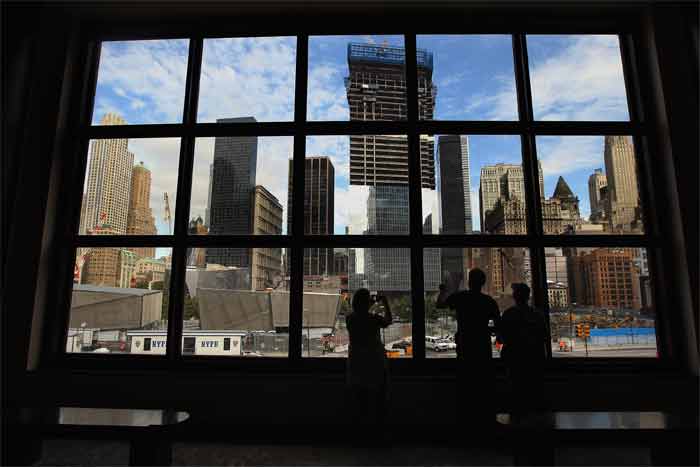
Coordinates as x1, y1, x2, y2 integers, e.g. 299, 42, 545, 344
62, 32, 658, 363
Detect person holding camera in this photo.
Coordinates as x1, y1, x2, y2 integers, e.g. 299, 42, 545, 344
346, 288, 392, 432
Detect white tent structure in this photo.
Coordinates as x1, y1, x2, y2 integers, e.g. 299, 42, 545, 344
197, 289, 341, 331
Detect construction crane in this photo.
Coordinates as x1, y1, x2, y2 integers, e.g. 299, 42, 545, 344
163, 192, 172, 235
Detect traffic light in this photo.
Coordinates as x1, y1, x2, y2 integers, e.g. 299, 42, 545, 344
576, 324, 583, 338
584, 324, 590, 338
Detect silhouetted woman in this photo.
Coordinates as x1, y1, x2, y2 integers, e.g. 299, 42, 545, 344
346, 288, 392, 429
499, 283, 546, 423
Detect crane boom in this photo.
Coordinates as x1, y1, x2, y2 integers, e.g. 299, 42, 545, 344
163, 192, 172, 235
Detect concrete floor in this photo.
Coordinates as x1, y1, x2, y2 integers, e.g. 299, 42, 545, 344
35, 439, 651, 466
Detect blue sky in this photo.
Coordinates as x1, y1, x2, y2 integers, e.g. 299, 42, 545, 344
87, 34, 632, 237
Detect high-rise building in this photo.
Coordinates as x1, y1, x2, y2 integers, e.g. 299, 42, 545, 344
346, 43, 435, 189
82, 113, 134, 234
82, 247, 137, 289
334, 249, 348, 275
79, 194, 87, 235
205, 163, 213, 227
604, 135, 640, 232
571, 248, 641, 310
126, 162, 157, 258
478, 162, 544, 231
251, 185, 283, 290
206, 116, 257, 271
287, 156, 335, 276
345, 43, 438, 292
187, 217, 208, 268
438, 135, 472, 234
588, 168, 608, 223
546, 248, 569, 288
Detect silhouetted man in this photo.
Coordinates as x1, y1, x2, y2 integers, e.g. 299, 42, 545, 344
499, 283, 546, 423
437, 268, 500, 428
346, 289, 392, 431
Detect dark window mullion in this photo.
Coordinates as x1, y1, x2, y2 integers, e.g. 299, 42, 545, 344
405, 33, 426, 360
166, 37, 202, 361
50, 39, 104, 365
620, 31, 670, 360
514, 33, 550, 356
289, 34, 309, 362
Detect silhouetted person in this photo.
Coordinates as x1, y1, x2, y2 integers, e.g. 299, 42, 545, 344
499, 283, 546, 423
346, 289, 392, 431
437, 268, 501, 429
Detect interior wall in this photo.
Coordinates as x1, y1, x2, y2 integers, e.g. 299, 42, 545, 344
2, 3, 698, 437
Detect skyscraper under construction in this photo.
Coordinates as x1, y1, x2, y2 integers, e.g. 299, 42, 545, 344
345, 42, 439, 291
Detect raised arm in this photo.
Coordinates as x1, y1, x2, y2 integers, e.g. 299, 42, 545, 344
378, 296, 393, 328
436, 284, 453, 309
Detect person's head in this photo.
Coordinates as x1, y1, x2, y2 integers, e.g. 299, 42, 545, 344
512, 283, 531, 306
352, 288, 371, 314
468, 268, 486, 292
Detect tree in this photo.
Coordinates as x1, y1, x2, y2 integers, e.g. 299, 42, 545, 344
184, 296, 199, 320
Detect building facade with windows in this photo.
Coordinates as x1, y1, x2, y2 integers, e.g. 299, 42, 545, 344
81, 113, 134, 235
206, 117, 258, 270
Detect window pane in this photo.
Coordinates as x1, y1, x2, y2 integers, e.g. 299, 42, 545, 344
536, 136, 644, 234
92, 40, 189, 125
69, 247, 172, 354
184, 248, 289, 357
417, 35, 517, 120
305, 135, 423, 235
527, 35, 630, 121
198, 37, 296, 123
308, 36, 406, 121
425, 247, 531, 359
79, 137, 180, 237
189, 136, 291, 235
303, 247, 411, 358
547, 247, 656, 358
422, 135, 526, 234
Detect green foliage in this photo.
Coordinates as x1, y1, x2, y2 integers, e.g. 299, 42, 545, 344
389, 295, 412, 321
184, 296, 199, 320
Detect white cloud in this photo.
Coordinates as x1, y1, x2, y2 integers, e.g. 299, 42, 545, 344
473, 35, 629, 121
96, 39, 189, 124
537, 136, 603, 181
334, 186, 369, 234
307, 62, 349, 121
198, 37, 296, 122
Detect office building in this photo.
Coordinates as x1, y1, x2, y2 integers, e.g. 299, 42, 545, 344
206, 116, 257, 271
546, 248, 569, 288
82, 113, 134, 234
604, 135, 641, 232
252, 185, 283, 290
287, 156, 335, 276
334, 250, 348, 276
547, 282, 569, 309
570, 248, 642, 310
588, 168, 608, 223
479, 162, 544, 231
134, 257, 167, 287
187, 217, 208, 268
126, 161, 157, 258
346, 43, 435, 189
82, 247, 137, 289
438, 135, 472, 234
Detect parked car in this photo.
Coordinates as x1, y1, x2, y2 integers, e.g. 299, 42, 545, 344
439, 339, 456, 351
426, 336, 450, 352
391, 340, 411, 350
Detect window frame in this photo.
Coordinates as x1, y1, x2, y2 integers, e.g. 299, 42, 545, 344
41, 6, 674, 374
